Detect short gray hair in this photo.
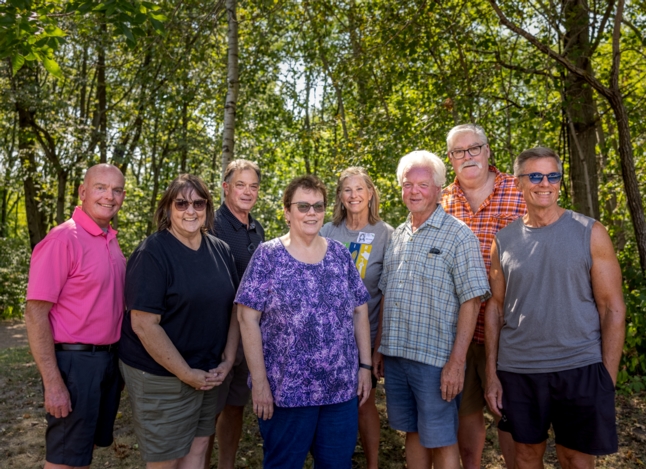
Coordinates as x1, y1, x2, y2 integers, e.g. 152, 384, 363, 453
396, 151, 446, 188
513, 147, 563, 175
446, 124, 488, 150
223, 159, 261, 183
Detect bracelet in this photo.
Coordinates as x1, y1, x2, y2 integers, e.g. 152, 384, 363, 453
359, 363, 373, 371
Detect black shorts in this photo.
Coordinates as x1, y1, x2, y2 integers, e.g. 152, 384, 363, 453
497, 362, 617, 456
45, 350, 122, 466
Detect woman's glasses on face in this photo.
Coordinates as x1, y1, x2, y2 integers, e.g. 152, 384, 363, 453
291, 202, 326, 213
174, 199, 207, 211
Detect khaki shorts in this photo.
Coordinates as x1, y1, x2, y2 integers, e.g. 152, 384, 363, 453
120, 361, 219, 462
458, 343, 487, 417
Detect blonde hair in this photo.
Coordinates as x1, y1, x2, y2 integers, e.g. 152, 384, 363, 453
331, 167, 382, 226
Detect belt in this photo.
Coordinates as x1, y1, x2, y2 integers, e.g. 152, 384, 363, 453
54, 343, 118, 352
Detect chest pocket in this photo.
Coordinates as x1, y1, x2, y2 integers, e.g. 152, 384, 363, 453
423, 252, 453, 291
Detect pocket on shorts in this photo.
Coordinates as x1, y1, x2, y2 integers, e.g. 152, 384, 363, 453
142, 373, 183, 395
597, 363, 616, 394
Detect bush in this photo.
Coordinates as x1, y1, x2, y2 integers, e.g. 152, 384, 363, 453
617, 251, 646, 393
0, 238, 30, 319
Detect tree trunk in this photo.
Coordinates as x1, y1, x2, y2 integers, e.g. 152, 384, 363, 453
221, 0, 239, 185
608, 90, 646, 270
13, 65, 48, 249
97, 21, 108, 163
562, 0, 599, 219
55, 169, 68, 225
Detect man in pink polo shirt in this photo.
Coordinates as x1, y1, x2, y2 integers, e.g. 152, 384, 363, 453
25, 164, 127, 469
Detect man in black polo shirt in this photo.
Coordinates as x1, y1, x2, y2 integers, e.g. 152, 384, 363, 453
206, 159, 265, 469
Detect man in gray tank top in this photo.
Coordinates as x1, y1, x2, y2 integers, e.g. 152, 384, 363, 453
484, 147, 625, 468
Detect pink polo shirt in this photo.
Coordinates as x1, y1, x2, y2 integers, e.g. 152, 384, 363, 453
27, 207, 126, 345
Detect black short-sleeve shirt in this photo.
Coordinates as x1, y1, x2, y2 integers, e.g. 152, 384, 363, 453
119, 230, 239, 376
212, 202, 265, 279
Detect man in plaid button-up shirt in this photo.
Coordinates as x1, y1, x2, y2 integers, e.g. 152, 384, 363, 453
374, 150, 490, 469
441, 124, 526, 469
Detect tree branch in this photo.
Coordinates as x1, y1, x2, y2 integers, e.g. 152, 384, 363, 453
589, 0, 615, 55
487, 0, 612, 99
610, 0, 624, 92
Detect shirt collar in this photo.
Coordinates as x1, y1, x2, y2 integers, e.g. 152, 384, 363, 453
220, 202, 257, 232
450, 165, 501, 196
72, 206, 117, 238
406, 204, 447, 232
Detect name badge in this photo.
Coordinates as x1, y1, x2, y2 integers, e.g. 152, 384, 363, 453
357, 232, 375, 244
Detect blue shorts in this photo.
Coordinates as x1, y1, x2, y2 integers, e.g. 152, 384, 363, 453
258, 397, 358, 469
45, 349, 122, 467
384, 355, 459, 448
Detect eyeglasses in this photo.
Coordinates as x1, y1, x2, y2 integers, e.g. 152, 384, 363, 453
518, 172, 563, 184
449, 144, 486, 160
291, 202, 326, 213
174, 199, 207, 211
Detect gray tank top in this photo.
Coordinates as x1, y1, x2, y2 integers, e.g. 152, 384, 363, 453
495, 210, 602, 373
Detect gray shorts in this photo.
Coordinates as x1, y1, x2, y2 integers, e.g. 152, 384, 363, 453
120, 360, 219, 462
216, 343, 251, 410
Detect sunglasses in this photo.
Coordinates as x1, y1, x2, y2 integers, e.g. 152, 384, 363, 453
518, 172, 562, 184
174, 199, 207, 211
291, 202, 326, 213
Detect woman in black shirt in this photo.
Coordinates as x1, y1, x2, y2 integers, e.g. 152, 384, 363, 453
119, 174, 239, 467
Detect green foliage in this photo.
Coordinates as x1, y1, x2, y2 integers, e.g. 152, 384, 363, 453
617, 257, 646, 392
1, 0, 167, 77
0, 238, 30, 319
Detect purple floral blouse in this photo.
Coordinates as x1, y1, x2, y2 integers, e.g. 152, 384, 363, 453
235, 238, 370, 407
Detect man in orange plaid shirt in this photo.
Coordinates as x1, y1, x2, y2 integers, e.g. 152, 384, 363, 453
441, 124, 526, 469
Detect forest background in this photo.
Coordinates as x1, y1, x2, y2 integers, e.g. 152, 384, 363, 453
0, 0, 645, 391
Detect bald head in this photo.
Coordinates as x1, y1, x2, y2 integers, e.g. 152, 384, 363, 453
83, 164, 125, 186
79, 164, 126, 229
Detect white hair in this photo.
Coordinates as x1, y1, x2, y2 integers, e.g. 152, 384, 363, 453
396, 151, 446, 187
446, 124, 488, 150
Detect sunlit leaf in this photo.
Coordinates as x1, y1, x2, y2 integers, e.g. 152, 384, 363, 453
42, 56, 62, 78
11, 53, 25, 75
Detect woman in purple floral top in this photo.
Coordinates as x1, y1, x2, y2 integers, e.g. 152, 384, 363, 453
236, 175, 372, 469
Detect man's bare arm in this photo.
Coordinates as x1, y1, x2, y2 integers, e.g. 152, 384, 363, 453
590, 222, 626, 385
372, 297, 385, 379
25, 300, 72, 418
441, 296, 480, 402
484, 241, 506, 417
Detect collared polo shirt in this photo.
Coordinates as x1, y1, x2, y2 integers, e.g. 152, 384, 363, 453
27, 207, 126, 345
378, 205, 490, 368
212, 202, 265, 279
441, 166, 526, 344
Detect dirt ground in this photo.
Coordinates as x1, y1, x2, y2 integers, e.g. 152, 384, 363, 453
1, 320, 645, 468
0, 319, 28, 349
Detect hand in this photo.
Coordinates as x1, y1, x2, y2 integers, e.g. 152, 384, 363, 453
208, 359, 234, 388
180, 368, 219, 391
252, 377, 274, 420
357, 368, 372, 406
44, 380, 72, 418
372, 350, 384, 380
440, 358, 465, 402
485, 373, 504, 418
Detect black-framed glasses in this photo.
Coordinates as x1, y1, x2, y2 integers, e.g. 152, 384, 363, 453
174, 199, 207, 211
449, 144, 486, 160
291, 202, 326, 213
518, 172, 563, 184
